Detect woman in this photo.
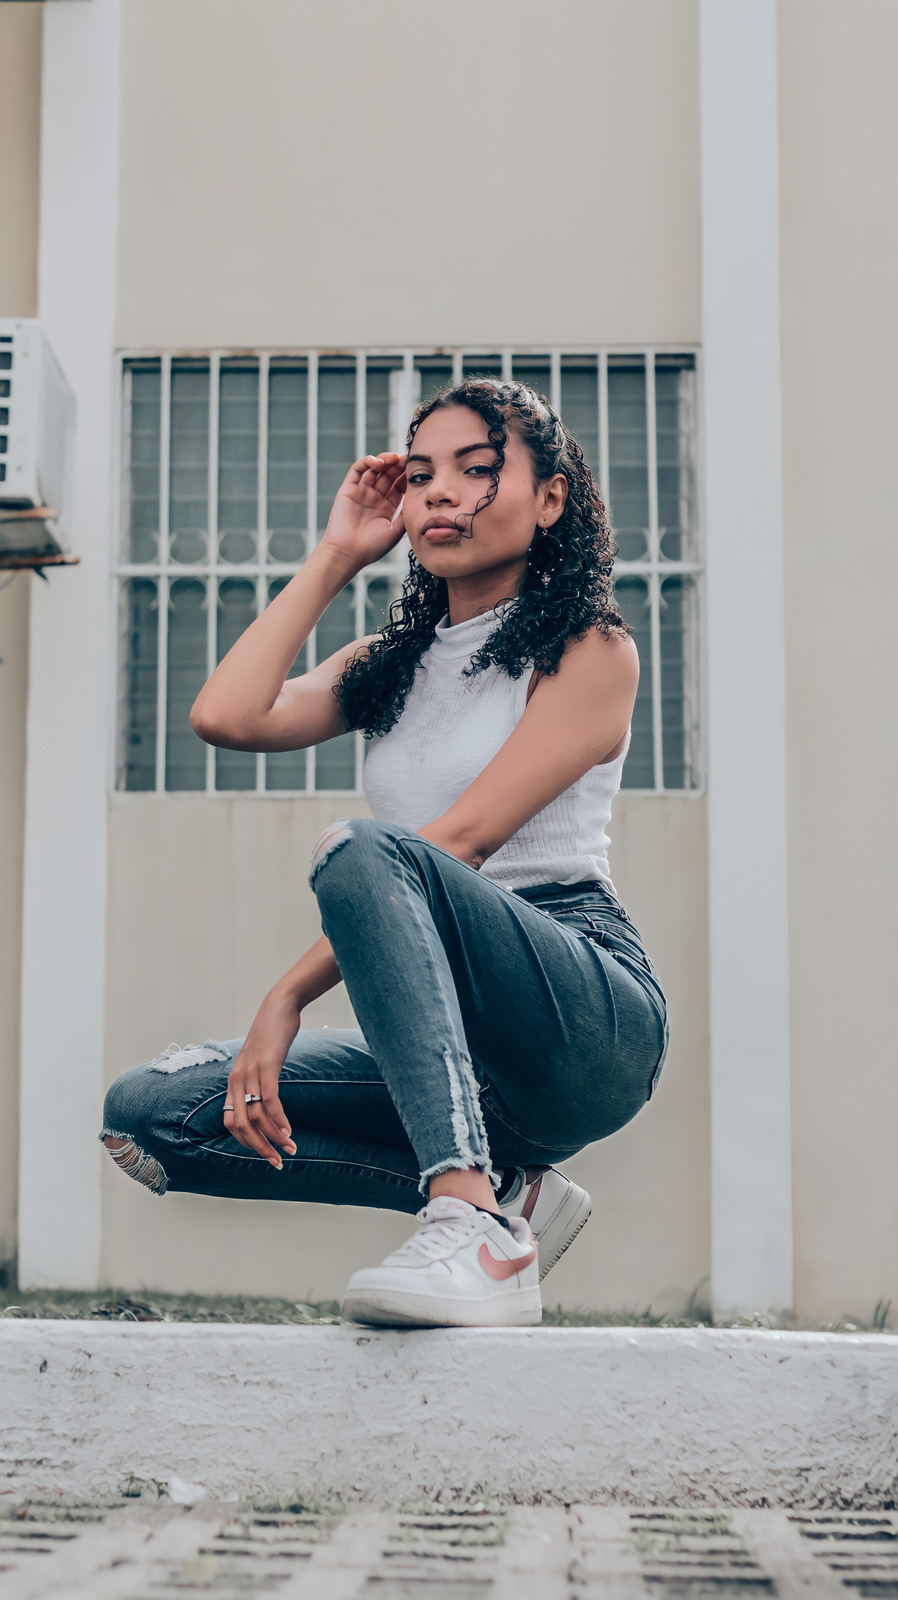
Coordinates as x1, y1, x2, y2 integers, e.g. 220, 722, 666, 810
101, 378, 668, 1329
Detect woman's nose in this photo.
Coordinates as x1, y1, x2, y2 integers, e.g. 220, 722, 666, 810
426, 475, 459, 506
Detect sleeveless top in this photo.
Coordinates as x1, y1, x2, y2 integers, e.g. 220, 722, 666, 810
362, 602, 629, 894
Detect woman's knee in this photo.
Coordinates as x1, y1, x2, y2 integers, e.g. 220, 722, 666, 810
100, 1068, 169, 1195
100, 1039, 238, 1196
102, 1133, 169, 1195
308, 815, 404, 891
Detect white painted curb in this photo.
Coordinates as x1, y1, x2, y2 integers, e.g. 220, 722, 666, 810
2, 1323, 897, 1507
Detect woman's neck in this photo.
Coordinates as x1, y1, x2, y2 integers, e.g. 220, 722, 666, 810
444, 564, 525, 626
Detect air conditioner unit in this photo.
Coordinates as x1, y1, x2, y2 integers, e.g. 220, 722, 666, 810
0, 318, 77, 568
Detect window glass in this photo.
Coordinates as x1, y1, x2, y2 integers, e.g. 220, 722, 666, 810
124, 363, 160, 563
165, 577, 207, 790
314, 585, 357, 790
512, 356, 550, 399
365, 575, 393, 635
265, 576, 308, 791
415, 356, 453, 408
215, 579, 257, 790
118, 577, 157, 790
656, 356, 697, 563
366, 356, 404, 455
317, 358, 355, 535
169, 363, 209, 564
268, 362, 308, 565
218, 363, 258, 565
266, 748, 307, 791
316, 728, 358, 791
560, 356, 600, 481
614, 577, 654, 789
462, 354, 502, 380
661, 575, 699, 791
607, 359, 648, 562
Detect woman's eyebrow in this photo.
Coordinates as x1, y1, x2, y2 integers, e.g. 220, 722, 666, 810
406, 443, 495, 465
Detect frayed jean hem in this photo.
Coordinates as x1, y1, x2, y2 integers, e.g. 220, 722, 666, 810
417, 1156, 501, 1198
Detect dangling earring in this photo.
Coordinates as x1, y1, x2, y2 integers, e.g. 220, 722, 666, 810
528, 521, 557, 587
540, 522, 561, 586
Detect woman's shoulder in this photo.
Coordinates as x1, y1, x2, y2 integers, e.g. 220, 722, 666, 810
556, 624, 638, 684
524, 625, 637, 711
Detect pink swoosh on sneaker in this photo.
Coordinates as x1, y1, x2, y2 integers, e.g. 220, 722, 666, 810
478, 1241, 538, 1280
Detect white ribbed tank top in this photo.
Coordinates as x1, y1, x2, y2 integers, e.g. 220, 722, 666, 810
362, 603, 629, 893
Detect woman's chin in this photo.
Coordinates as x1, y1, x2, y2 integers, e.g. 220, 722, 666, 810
410, 537, 525, 586
411, 543, 471, 576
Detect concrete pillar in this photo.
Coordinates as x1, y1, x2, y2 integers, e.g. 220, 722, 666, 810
700, 0, 793, 1315
18, 0, 121, 1286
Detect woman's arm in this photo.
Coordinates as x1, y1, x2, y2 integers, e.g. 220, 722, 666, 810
190, 452, 407, 751
223, 934, 342, 1165
190, 541, 363, 749
419, 627, 639, 868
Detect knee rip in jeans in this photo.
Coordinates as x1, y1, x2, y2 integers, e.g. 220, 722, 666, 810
309, 818, 354, 886
103, 1133, 169, 1196
148, 1040, 229, 1075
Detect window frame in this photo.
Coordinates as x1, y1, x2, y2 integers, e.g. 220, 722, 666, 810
112, 345, 704, 798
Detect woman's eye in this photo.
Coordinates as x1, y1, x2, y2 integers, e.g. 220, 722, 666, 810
407, 471, 431, 485
466, 463, 492, 476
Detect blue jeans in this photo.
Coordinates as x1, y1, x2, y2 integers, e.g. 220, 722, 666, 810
100, 819, 668, 1210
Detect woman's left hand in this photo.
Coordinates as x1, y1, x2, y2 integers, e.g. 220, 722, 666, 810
320, 452, 408, 570
224, 982, 305, 1167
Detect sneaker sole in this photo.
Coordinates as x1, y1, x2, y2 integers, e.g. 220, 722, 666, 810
535, 1184, 593, 1281
341, 1287, 542, 1329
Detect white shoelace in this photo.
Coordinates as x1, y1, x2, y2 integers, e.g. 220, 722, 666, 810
387, 1210, 480, 1266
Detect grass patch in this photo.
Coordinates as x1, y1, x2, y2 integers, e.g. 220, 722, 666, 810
1, 1290, 346, 1325
0, 1288, 892, 1332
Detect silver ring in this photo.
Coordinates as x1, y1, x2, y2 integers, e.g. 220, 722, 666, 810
245, 1093, 263, 1104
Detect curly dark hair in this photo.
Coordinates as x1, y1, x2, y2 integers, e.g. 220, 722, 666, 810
335, 376, 628, 738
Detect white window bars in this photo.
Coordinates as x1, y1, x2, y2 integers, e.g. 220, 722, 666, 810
115, 348, 701, 795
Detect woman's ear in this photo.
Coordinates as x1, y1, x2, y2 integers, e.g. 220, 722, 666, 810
542, 473, 568, 525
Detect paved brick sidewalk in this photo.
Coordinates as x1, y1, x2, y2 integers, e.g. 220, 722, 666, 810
2, 1497, 894, 1597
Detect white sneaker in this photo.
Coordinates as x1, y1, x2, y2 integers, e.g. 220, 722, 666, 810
499, 1167, 592, 1281
340, 1196, 542, 1328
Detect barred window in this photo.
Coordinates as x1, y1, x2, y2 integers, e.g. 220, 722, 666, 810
116, 349, 700, 794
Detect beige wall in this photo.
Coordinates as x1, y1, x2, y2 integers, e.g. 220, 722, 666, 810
10, 0, 895, 1316
0, 4, 42, 318
116, 0, 701, 350
0, 4, 41, 1281
102, 793, 709, 1310
0, 574, 29, 1281
780, 0, 898, 1324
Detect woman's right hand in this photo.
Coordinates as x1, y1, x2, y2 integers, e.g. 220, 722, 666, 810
223, 981, 306, 1167
320, 453, 408, 571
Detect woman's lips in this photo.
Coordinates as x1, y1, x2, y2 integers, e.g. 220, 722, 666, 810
421, 523, 462, 544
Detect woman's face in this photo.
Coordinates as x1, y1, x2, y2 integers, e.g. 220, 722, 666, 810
402, 404, 565, 585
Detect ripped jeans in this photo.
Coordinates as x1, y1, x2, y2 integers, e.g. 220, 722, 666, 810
101, 818, 668, 1210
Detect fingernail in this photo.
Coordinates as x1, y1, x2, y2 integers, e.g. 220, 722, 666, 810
283, 1141, 296, 1154
272, 1158, 283, 1171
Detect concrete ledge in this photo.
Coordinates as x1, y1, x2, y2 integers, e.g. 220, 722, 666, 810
3, 1322, 897, 1507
